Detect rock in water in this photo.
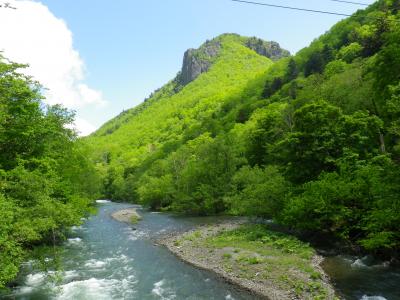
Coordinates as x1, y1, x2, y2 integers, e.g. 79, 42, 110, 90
111, 208, 141, 224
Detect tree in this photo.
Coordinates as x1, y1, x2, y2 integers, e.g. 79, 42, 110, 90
228, 165, 288, 218
322, 45, 334, 63
285, 58, 299, 82
137, 175, 174, 210
279, 101, 382, 183
385, 83, 400, 159
262, 77, 283, 98
338, 42, 363, 63
373, 22, 400, 99
0, 61, 44, 170
0, 56, 99, 287
355, 13, 391, 57
246, 103, 287, 166
282, 156, 400, 251
304, 51, 325, 76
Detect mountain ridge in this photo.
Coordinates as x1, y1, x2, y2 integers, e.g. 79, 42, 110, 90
91, 33, 286, 138
178, 34, 290, 86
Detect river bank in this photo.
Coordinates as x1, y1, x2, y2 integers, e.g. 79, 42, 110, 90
159, 220, 337, 300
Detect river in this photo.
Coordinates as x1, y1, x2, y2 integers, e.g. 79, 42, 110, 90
1, 201, 399, 300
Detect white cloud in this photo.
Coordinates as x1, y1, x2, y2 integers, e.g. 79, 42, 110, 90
0, 0, 106, 135
73, 117, 97, 137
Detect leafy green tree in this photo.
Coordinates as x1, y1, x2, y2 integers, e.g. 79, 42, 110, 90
262, 77, 283, 98
279, 101, 382, 183
385, 83, 400, 158
338, 42, 363, 63
323, 60, 348, 78
282, 156, 400, 251
279, 101, 343, 183
373, 22, 400, 99
0, 193, 23, 287
0, 61, 44, 170
137, 174, 174, 209
355, 12, 391, 57
304, 51, 325, 76
322, 45, 334, 63
285, 58, 299, 82
246, 103, 287, 166
228, 165, 288, 218
0, 56, 99, 287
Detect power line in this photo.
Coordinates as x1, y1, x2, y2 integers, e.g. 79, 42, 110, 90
230, 0, 352, 16
327, 0, 369, 6
230, 0, 400, 25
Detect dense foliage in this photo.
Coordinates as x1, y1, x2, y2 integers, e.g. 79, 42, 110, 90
87, 0, 400, 257
0, 58, 100, 287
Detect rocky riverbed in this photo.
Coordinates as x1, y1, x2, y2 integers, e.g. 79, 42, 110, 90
159, 220, 337, 300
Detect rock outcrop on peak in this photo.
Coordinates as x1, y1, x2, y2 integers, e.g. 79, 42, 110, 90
180, 40, 221, 85
244, 37, 290, 61
178, 35, 289, 86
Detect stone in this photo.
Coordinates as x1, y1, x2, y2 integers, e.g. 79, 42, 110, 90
179, 40, 221, 85
244, 37, 290, 61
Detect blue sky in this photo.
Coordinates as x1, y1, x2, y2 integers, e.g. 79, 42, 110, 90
1, 0, 375, 134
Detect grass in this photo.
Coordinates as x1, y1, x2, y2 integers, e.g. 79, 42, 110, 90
205, 225, 313, 259
199, 224, 330, 298
222, 253, 232, 259
183, 230, 202, 242
130, 214, 141, 224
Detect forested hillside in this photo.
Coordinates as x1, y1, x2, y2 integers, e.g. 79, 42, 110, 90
0, 59, 101, 287
86, 0, 400, 257
86, 33, 285, 206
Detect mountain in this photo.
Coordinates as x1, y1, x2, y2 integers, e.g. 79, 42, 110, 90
179, 35, 289, 86
92, 34, 289, 138
86, 0, 400, 255
86, 33, 289, 198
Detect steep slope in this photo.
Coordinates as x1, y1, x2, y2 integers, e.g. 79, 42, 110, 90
92, 34, 288, 138
86, 34, 287, 199
225, 0, 400, 254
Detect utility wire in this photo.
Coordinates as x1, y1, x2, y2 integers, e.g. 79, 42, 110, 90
327, 0, 369, 6
230, 0, 352, 16
230, 0, 400, 24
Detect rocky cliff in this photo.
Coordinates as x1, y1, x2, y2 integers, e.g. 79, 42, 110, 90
179, 34, 290, 86
245, 37, 290, 61
180, 40, 221, 85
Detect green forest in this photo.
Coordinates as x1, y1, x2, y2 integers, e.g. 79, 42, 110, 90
1, 0, 400, 290
0, 59, 101, 287
86, 0, 400, 256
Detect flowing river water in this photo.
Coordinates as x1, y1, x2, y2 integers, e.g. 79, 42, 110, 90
1, 201, 400, 300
